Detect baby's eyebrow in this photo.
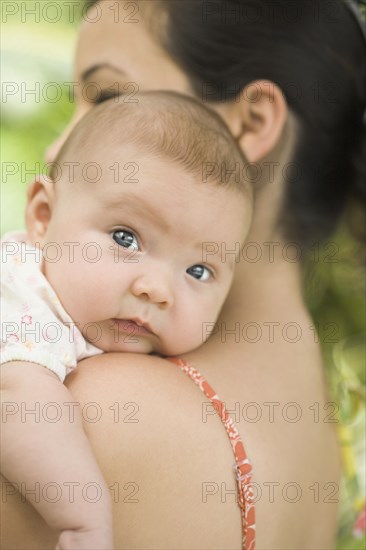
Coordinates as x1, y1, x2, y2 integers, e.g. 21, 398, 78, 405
102, 195, 172, 233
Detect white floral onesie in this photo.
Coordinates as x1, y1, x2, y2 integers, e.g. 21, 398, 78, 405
1, 232, 102, 382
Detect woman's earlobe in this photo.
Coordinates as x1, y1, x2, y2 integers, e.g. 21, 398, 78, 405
25, 176, 55, 245
232, 80, 288, 163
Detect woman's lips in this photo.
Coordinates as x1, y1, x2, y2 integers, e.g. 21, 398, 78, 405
112, 319, 154, 336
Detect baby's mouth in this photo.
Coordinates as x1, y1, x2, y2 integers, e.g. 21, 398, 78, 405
111, 318, 154, 336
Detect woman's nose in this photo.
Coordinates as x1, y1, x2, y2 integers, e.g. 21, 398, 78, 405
44, 134, 68, 164
131, 272, 174, 309
44, 108, 89, 164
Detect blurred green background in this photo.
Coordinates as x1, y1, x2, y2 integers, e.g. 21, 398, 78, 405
1, 1, 76, 233
1, 1, 365, 547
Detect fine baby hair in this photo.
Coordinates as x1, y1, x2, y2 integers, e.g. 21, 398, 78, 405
51, 90, 252, 200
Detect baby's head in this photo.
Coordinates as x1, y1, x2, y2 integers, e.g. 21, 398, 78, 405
27, 92, 252, 355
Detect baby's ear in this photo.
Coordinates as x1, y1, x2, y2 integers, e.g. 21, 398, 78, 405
25, 175, 55, 245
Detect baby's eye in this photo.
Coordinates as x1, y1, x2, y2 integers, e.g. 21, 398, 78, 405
112, 230, 139, 250
186, 265, 212, 282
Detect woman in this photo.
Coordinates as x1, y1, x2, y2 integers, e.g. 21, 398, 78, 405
2, 0, 365, 548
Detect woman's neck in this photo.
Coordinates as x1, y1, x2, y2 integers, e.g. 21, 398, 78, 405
227, 113, 305, 311
229, 243, 303, 304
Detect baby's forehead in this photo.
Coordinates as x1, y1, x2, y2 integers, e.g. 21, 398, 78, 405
56, 134, 250, 220
103, 170, 249, 232
54, 92, 251, 191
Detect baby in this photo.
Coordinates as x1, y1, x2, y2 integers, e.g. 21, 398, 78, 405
1, 92, 252, 549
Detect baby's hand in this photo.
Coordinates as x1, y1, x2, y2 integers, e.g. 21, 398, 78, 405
56, 526, 114, 550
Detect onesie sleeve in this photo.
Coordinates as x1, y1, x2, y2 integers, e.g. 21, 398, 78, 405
1, 238, 80, 382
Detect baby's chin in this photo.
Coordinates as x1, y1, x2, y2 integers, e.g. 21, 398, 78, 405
82, 320, 215, 356
91, 335, 156, 355
85, 332, 204, 357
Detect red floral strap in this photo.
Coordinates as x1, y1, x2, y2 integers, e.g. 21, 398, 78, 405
168, 357, 256, 550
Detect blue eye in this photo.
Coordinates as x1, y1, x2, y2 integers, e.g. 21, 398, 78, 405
186, 265, 212, 281
112, 230, 139, 250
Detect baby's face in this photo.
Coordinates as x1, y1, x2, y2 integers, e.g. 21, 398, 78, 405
41, 144, 250, 356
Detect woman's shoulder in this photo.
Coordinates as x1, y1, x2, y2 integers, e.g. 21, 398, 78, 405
68, 353, 244, 548
69, 339, 340, 548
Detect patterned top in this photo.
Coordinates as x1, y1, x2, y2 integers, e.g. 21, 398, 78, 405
168, 357, 256, 550
0, 232, 102, 381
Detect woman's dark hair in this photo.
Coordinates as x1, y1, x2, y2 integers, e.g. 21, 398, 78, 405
87, 0, 366, 246
156, 0, 366, 247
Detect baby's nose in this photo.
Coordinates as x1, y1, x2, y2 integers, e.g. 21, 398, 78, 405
131, 273, 174, 309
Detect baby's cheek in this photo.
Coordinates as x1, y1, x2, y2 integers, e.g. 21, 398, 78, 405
43, 252, 93, 320
69, 260, 108, 305
189, 296, 225, 343
43, 254, 72, 299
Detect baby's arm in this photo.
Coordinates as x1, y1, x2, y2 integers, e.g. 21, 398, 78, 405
1, 361, 114, 550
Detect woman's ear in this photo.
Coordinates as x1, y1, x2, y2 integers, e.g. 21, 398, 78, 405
217, 80, 288, 163
25, 175, 55, 245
